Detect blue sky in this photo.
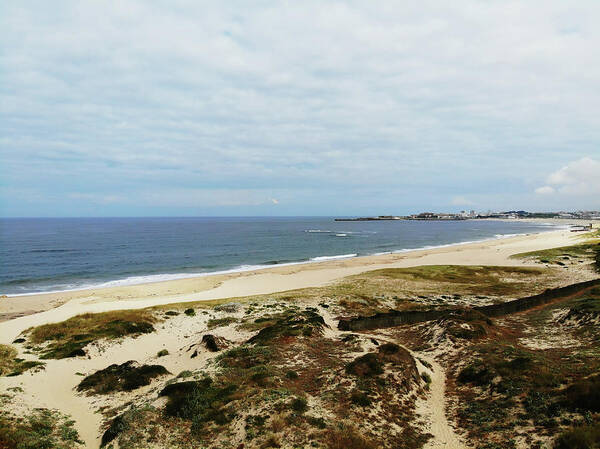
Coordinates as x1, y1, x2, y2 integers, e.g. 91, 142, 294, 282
1, 1, 599, 217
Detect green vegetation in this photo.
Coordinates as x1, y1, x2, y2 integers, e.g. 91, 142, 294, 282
159, 377, 237, 433
77, 361, 169, 394
157, 349, 169, 357
184, 308, 196, 316
206, 316, 238, 329
0, 408, 82, 449
25, 310, 157, 359
289, 397, 308, 413
0, 344, 44, 377
563, 375, 600, 412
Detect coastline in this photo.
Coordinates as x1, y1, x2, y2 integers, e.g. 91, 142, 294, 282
0, 227, 585, 343
4, 218, 582, 300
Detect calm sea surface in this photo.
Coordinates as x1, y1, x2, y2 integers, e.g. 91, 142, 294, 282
0, 217, 560, 295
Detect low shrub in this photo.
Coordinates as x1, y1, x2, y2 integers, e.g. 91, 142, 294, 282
554, 422, 600, 449
563, 375, 600, 412
350, 391, 371, 407
346, 353, 384, 377
77, 361, 169, 394
290, 397, 308, 414
159, 377, 237, 432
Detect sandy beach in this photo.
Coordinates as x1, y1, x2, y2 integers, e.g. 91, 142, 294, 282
0, 227, 585, 344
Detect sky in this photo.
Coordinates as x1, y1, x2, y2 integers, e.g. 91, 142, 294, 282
1, 1, 599, 217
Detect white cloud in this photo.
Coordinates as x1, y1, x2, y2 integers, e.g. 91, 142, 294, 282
535, 157, 600, 196
534, 186, 555, 195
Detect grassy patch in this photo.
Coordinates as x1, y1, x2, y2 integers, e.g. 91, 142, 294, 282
25, 310, 157, 359
0, 344, 45, 377
77, 361, 169, 394
0, 408, 82, 449
206, 317, 238, 329
554, 422, 600, 449
512, 241, 600, 272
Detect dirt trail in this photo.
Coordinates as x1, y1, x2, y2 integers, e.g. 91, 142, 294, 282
415, 354, 467, 448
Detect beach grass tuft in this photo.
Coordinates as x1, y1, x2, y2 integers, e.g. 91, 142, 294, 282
0, 344, 45, 376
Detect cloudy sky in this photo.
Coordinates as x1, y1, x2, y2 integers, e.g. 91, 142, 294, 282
1, 1, 599, 217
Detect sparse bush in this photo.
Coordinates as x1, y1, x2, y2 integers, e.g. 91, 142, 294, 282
160, 377, 237, 432
285, 370, 299, 379
0, 408, 83, 449
346, 353, 384, 377
324, 424, 377, 449
184, 308, 195, 316
157, 349, 169, 357
350, 391, 371, 407
307, 416, 327, 429
379, 343, 400, 354
290, 397, 308, 414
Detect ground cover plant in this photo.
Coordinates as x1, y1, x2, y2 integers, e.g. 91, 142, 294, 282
77, 361, 169, 394
512, 240, 600, 272
0, 344, 44, 376
443, 284, 600, 448
0, 406, 82, 449
100, 306, 430, 448
24, 310, 158, 359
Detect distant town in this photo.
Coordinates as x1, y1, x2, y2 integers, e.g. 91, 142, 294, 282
335, 210, 600, 221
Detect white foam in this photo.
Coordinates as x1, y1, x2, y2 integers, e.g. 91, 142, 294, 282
309, 253, 357, 262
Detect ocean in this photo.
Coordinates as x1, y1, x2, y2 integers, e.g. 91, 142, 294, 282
0, 217, 560, 296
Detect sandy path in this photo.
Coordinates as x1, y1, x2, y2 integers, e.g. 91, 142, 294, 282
416, 355, 467, 448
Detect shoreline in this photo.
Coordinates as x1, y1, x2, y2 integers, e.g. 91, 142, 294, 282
4, 218, 582, 299
0, 227, 588, 344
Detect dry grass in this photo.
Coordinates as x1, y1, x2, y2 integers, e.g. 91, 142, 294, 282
0, 344, 44, 377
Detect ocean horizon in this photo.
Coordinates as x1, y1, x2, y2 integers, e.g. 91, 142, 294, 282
0, 217, 562, 296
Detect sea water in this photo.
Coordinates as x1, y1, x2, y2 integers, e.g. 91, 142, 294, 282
0, 217, 560, 295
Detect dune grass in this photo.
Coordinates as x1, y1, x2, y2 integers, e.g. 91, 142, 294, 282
0, 407, 82, 449
0, 344, 45, 377
26, 310, 158, 359
511, 241, 600, 271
